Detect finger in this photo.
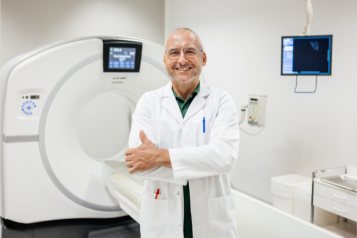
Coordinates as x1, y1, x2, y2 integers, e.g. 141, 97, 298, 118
126, 161, 134, 168
125, 155, 132, 162
125, 148, 134, 156
139, 130, 151, 144
128, 167, 137, 174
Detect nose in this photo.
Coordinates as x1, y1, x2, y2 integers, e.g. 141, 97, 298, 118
177, 49, 188, 65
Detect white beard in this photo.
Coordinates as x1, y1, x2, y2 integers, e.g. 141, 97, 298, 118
166, 67, 200, 84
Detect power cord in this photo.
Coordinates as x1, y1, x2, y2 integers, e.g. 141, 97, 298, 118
240, 126, 264, 136
294, 75, 318, 94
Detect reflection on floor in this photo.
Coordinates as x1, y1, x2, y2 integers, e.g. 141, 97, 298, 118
323, 221, 357, 238
1, 216, 140, 238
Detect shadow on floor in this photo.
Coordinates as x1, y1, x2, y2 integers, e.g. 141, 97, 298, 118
1, 216, 140, 238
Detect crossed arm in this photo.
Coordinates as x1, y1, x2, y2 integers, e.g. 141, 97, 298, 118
125, 92, 239, 185
125, 130, 172, 173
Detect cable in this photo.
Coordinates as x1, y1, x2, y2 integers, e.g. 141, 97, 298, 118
294, 75, 317, 94
300, 0, 313, 36
240, 126, 264, 136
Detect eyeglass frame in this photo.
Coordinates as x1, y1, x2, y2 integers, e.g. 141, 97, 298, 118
164, 47, 204, 59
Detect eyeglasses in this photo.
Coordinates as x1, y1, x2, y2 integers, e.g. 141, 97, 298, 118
165, 47, 203, 60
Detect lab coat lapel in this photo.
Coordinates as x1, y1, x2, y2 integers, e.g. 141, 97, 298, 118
162, 82, 183, 125
182, 83, 211, 125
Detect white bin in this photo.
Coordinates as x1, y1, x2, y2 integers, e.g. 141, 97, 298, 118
271, 174, 311, 214
293, 180, 312, 222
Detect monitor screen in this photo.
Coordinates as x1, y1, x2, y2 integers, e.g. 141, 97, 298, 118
281, 35, 332, 75
103, 40, 142, 73
109, 47, 136, 69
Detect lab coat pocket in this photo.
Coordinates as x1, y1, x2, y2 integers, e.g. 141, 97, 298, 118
144, 190, 166, 200
199, 122, 212, 146
208, 193, 238, 238
140, 192, 170, 238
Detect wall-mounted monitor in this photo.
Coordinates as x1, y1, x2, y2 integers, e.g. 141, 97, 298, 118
103, 40, 143, 73
281, 35, 332, 76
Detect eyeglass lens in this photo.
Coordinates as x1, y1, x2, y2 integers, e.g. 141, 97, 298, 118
167, 48, 199, 59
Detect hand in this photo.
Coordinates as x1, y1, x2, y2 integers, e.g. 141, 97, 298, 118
125, 131, 165, 174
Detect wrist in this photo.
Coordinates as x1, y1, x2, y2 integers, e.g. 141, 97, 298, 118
157, 149, 170, 167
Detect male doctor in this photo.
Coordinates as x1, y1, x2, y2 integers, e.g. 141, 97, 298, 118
125, 28, 239, 238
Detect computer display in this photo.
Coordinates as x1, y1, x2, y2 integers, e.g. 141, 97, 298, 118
109, 47, 136, 69
281, 35, 332, 75
103, 40, 142, 73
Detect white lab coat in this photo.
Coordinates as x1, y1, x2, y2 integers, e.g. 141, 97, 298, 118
128, 81, 239, 238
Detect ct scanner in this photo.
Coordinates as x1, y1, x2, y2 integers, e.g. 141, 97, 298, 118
0, 36, 170, 223
0, 36, 345, 238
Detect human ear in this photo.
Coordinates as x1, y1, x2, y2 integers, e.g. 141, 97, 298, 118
202, 52, 207, 67
163, 55, 167, 69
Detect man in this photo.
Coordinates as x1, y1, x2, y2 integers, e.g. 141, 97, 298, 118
125, 28, 239, 238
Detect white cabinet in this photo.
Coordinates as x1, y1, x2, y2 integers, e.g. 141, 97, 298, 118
314, 179, 357, 222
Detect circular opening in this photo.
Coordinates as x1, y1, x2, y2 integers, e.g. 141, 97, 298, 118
76, 92, 131, 161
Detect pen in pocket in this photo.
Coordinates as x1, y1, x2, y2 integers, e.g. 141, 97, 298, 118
155, 189, 160, 199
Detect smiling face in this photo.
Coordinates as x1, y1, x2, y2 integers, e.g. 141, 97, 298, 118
163, 29, 207, 84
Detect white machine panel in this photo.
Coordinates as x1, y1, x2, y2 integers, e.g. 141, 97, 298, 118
0, 36, 169, 223
3, 39, 102, 136
248, 94, 267, 126
19, 94, 41, 117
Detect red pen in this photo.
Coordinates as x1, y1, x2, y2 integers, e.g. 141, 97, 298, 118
155, 189, 160, 199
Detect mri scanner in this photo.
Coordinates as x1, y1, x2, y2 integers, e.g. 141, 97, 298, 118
0, 36, 170, 224
0, 36, 345, 237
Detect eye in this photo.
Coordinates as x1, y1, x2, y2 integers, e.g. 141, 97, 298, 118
186, 49, 197, 55
169, 51, 179, 56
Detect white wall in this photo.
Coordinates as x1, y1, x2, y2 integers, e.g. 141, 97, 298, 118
1, 0, 165, 67
166, 0, 357, 203
1, 0, 356, 205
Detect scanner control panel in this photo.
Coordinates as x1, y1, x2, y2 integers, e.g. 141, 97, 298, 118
19, 94, 40, 117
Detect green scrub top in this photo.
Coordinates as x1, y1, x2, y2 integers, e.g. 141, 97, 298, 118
172, 81, 200, 238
